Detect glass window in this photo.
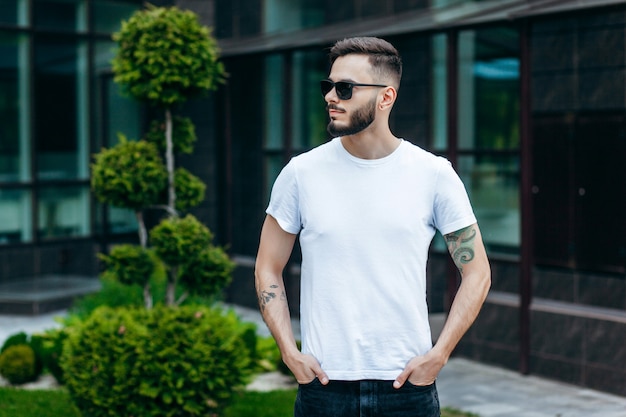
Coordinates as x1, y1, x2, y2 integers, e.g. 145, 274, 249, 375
458, 154, 520, 251
108, 206, 137, 234
94, 41, 142, 148
0, 189, 32, 244
291, 50, 328, 151
38, 185, 89, 239
0, 0, 29, 25
34, 0, 87, 32
92, 0, 142, 33
0, 33, 30, 183
35, 37, 89, 180
431, 33, 447, 151
264, 54, 284, 151
457, 27, 520, 252
458, 28, 520, 151
93, 42, 141, 236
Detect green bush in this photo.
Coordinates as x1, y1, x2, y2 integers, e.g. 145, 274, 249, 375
98, 244, 156, 287
61, 305, 253, 417
179, 245, 235, 298
149, 214, 213, 267
91, 135, 168, 211
171, 167, 206, 211
0, 332, 28, 354
33, 329, 68, 384
1, 332, 43, 379
0, 345, 37, 385
112, 5, 225, 107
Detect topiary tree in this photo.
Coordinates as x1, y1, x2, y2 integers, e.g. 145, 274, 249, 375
91, 5, 229, 308
112, 4, 225, 213
77, 8, 245, 417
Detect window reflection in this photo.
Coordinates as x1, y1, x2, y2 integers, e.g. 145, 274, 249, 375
0, 189, 32, 243
92, 0, 141, 33
457, 27, 520, 252
0, 0, 28, 25
0, 33, 30, 183
34, 0, 86, 31
38, 186, 89, 239
458, 28, 520, 151
291, 50, 328, 151
459, 155, 520, 251
35, 37, 89, 180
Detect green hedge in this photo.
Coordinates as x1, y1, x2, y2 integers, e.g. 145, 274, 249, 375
61, 305, 253, 417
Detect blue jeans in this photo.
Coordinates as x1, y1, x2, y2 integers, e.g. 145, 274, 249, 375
294, 379, 440, 417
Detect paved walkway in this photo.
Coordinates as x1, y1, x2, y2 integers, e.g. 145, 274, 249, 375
1, 306, 625, 417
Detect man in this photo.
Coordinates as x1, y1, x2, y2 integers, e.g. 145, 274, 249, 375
255, 37, 490, 416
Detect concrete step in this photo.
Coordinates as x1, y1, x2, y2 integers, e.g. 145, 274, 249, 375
0, 275, 100, 315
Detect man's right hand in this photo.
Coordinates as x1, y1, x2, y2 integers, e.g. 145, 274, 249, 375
284, 351, 330, 385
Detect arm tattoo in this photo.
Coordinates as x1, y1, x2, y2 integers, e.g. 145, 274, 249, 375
258, 284, 286, 313
444, 225, 477, 274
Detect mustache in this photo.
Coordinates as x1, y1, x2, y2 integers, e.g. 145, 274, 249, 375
326, 104, 345, 112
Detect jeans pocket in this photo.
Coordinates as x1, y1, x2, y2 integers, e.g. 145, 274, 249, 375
299, 376, 321, 387
405, 381, 436, 392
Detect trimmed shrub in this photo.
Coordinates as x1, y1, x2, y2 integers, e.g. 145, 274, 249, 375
0, 344, 37, 385
61, 305, 252, 417
171, 168, 206, 212
33, 329, 68, 384
0, 332, 28, 353
149, 214, 212, 267
2, 332, 43, 379
179, 245, 235, 299
91, 135, 168, 211
98, 244, 156, 287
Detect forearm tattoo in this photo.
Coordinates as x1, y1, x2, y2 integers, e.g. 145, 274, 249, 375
444, 225, 477, 274
258, 284, 286, 313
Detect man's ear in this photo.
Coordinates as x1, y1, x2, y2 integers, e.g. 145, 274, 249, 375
379, 86, 397, 111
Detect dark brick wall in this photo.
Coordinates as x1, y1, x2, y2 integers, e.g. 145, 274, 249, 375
456, 260, 626, 396
0, 240, 100, 284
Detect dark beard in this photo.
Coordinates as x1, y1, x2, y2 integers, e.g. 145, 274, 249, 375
327, 98, 376, 137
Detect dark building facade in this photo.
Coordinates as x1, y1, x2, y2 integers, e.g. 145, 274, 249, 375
0, 0, 625, 396
210, 0, 626, 396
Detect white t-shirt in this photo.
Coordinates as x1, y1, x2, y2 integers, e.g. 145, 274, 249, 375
267, 137, 476, 381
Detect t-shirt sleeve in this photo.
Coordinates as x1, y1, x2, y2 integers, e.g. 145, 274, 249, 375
433, 159, 477, 236
266, 159, 302, 234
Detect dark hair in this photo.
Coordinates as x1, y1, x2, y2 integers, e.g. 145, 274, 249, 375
329, 37, 402, 87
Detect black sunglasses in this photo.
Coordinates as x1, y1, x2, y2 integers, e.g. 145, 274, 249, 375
320, 79, 387, 100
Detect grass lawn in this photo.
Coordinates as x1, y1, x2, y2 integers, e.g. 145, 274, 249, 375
0, 387, 476, 417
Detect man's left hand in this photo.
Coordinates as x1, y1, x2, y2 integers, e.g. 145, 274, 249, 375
393, 351, 446, 389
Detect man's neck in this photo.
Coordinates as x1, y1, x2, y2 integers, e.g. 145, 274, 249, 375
340, 127, 400, 160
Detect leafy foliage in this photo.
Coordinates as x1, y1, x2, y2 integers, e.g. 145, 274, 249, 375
91, 135, 168, 210
149, 214, 213, 267
1, 332, 43, 379
98, 244, 156, 287
0, 333, 28, 354
171, 167, 206, 211
112, 4, 225, 107
32, 329, 68, 384
145, 115, 196, 154
0, 345, 37, 385
179, 245, 235, 298
61, 306, 253, 417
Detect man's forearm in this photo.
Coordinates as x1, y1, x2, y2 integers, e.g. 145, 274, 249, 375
255, 275, 299, 358
431, 270, 490, 361
435, 224, 491, 361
